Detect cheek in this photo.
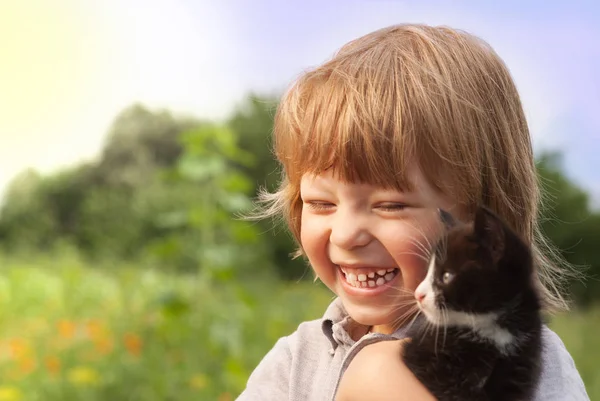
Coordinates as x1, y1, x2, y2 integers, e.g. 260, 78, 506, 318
386, 250, 429, 293
384, 229, 433, 291
300, 214, 327, 259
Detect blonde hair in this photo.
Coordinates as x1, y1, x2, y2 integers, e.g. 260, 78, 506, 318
256, 24, 575, 313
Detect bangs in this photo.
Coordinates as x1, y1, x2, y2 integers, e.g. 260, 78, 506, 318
274, 47, 419, 192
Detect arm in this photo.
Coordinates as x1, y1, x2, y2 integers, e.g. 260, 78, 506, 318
236, 336, 292, 401
335, 340, 436, 401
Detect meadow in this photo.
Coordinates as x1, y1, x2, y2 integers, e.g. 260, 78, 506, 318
0, 252, 596, 400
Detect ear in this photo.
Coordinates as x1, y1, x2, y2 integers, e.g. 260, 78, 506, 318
438, 208, 456, 229
473, 206, 505, 264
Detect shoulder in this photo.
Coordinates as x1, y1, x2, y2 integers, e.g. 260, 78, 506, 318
292, 317, 334, 351
335, 340, 435, 401
250, 316, 332, 374
345, 340, 405, 373
239, 319, 326, 400
262, 317, 327, 359
535, 326, 589, 400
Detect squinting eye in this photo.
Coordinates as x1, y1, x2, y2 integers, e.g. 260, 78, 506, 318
376, 203, 407, 212
442, 271, 454, 284
305, 201, 335, 211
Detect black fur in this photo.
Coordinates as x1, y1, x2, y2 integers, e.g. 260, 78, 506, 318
401, 206, 542, 401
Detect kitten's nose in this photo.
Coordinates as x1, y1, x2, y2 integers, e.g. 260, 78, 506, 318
415, 291, 426, 303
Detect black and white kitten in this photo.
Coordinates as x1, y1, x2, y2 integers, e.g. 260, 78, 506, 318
402, 206, 542, 401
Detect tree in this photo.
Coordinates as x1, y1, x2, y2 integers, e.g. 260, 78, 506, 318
97, 104, 203, 189
228, 94, 309, 280
536, 152, 599, 307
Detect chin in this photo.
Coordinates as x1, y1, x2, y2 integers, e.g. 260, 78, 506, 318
342, 300, 396, 327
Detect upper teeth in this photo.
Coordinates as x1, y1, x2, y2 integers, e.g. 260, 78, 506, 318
341, 267, 398, 288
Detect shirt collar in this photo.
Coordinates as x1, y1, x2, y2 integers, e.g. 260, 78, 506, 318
321, 297, 422, 350
321, 298, 365, 350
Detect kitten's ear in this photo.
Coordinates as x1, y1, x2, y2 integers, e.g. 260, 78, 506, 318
474, 206, 505, 264
438, 208, 456, 229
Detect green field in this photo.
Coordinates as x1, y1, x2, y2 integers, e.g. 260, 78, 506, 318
0, 253, 596, 400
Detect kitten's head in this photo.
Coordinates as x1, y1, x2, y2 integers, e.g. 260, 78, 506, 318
414, 206, 534, 325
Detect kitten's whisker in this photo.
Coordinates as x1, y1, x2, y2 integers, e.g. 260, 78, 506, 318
407, 238, 431, 259
398, 257, 429, 267
405, 309, 422, 333
442, 305, 449, 350
433, 323, 438, 357
384, 291, 416, 299
390, 305, 420, 329
418, 322, 430, 346
423, 319, 435, 345
383, 291, 416, 302
406, 221, 434, 253
388, 287, 418, 295
396, 251, 431, 263
391, 307, 418, 322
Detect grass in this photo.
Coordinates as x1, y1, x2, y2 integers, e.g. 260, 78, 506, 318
0, 252, 596, 400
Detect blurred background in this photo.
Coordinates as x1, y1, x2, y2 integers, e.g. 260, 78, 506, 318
0, 0, 598, 400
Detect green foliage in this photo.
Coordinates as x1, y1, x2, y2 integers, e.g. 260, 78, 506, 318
146, 123, 270, 278
0, 253, 331, 400
228, 95, 309, 280
0, 169, 57, 250
536, 152, 600, 306
0, 104, 203, 258
97, 104, 198, 188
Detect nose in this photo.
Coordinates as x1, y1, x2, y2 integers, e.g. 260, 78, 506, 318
329, 211, 372, 250
415, 291, 426, 303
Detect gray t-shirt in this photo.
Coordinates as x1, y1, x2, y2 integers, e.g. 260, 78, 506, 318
237, 298, 589, 400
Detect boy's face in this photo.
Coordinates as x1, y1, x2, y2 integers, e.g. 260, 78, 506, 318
300, 164, 456, 334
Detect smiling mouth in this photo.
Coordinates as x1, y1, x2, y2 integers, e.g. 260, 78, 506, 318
338, 266, 400, 288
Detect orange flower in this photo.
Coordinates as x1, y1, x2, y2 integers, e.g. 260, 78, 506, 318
18, 356, 36, 375
44, 356, 61, 375
123, 332, 142, 357
7, 339, 30, 360
57, 320, 77, 340
93, 337, 114, 356
84, 319, 107, 340
218, 393, 232, 401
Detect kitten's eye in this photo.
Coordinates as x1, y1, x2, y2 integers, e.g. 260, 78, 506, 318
442, 271, 454, 284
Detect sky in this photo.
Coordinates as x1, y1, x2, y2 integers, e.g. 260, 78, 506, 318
1, 0, 599, 204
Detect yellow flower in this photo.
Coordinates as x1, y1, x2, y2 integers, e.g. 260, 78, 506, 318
189, 373, 209, 389
67, 366, 100, 386
0, 386, 22, 401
